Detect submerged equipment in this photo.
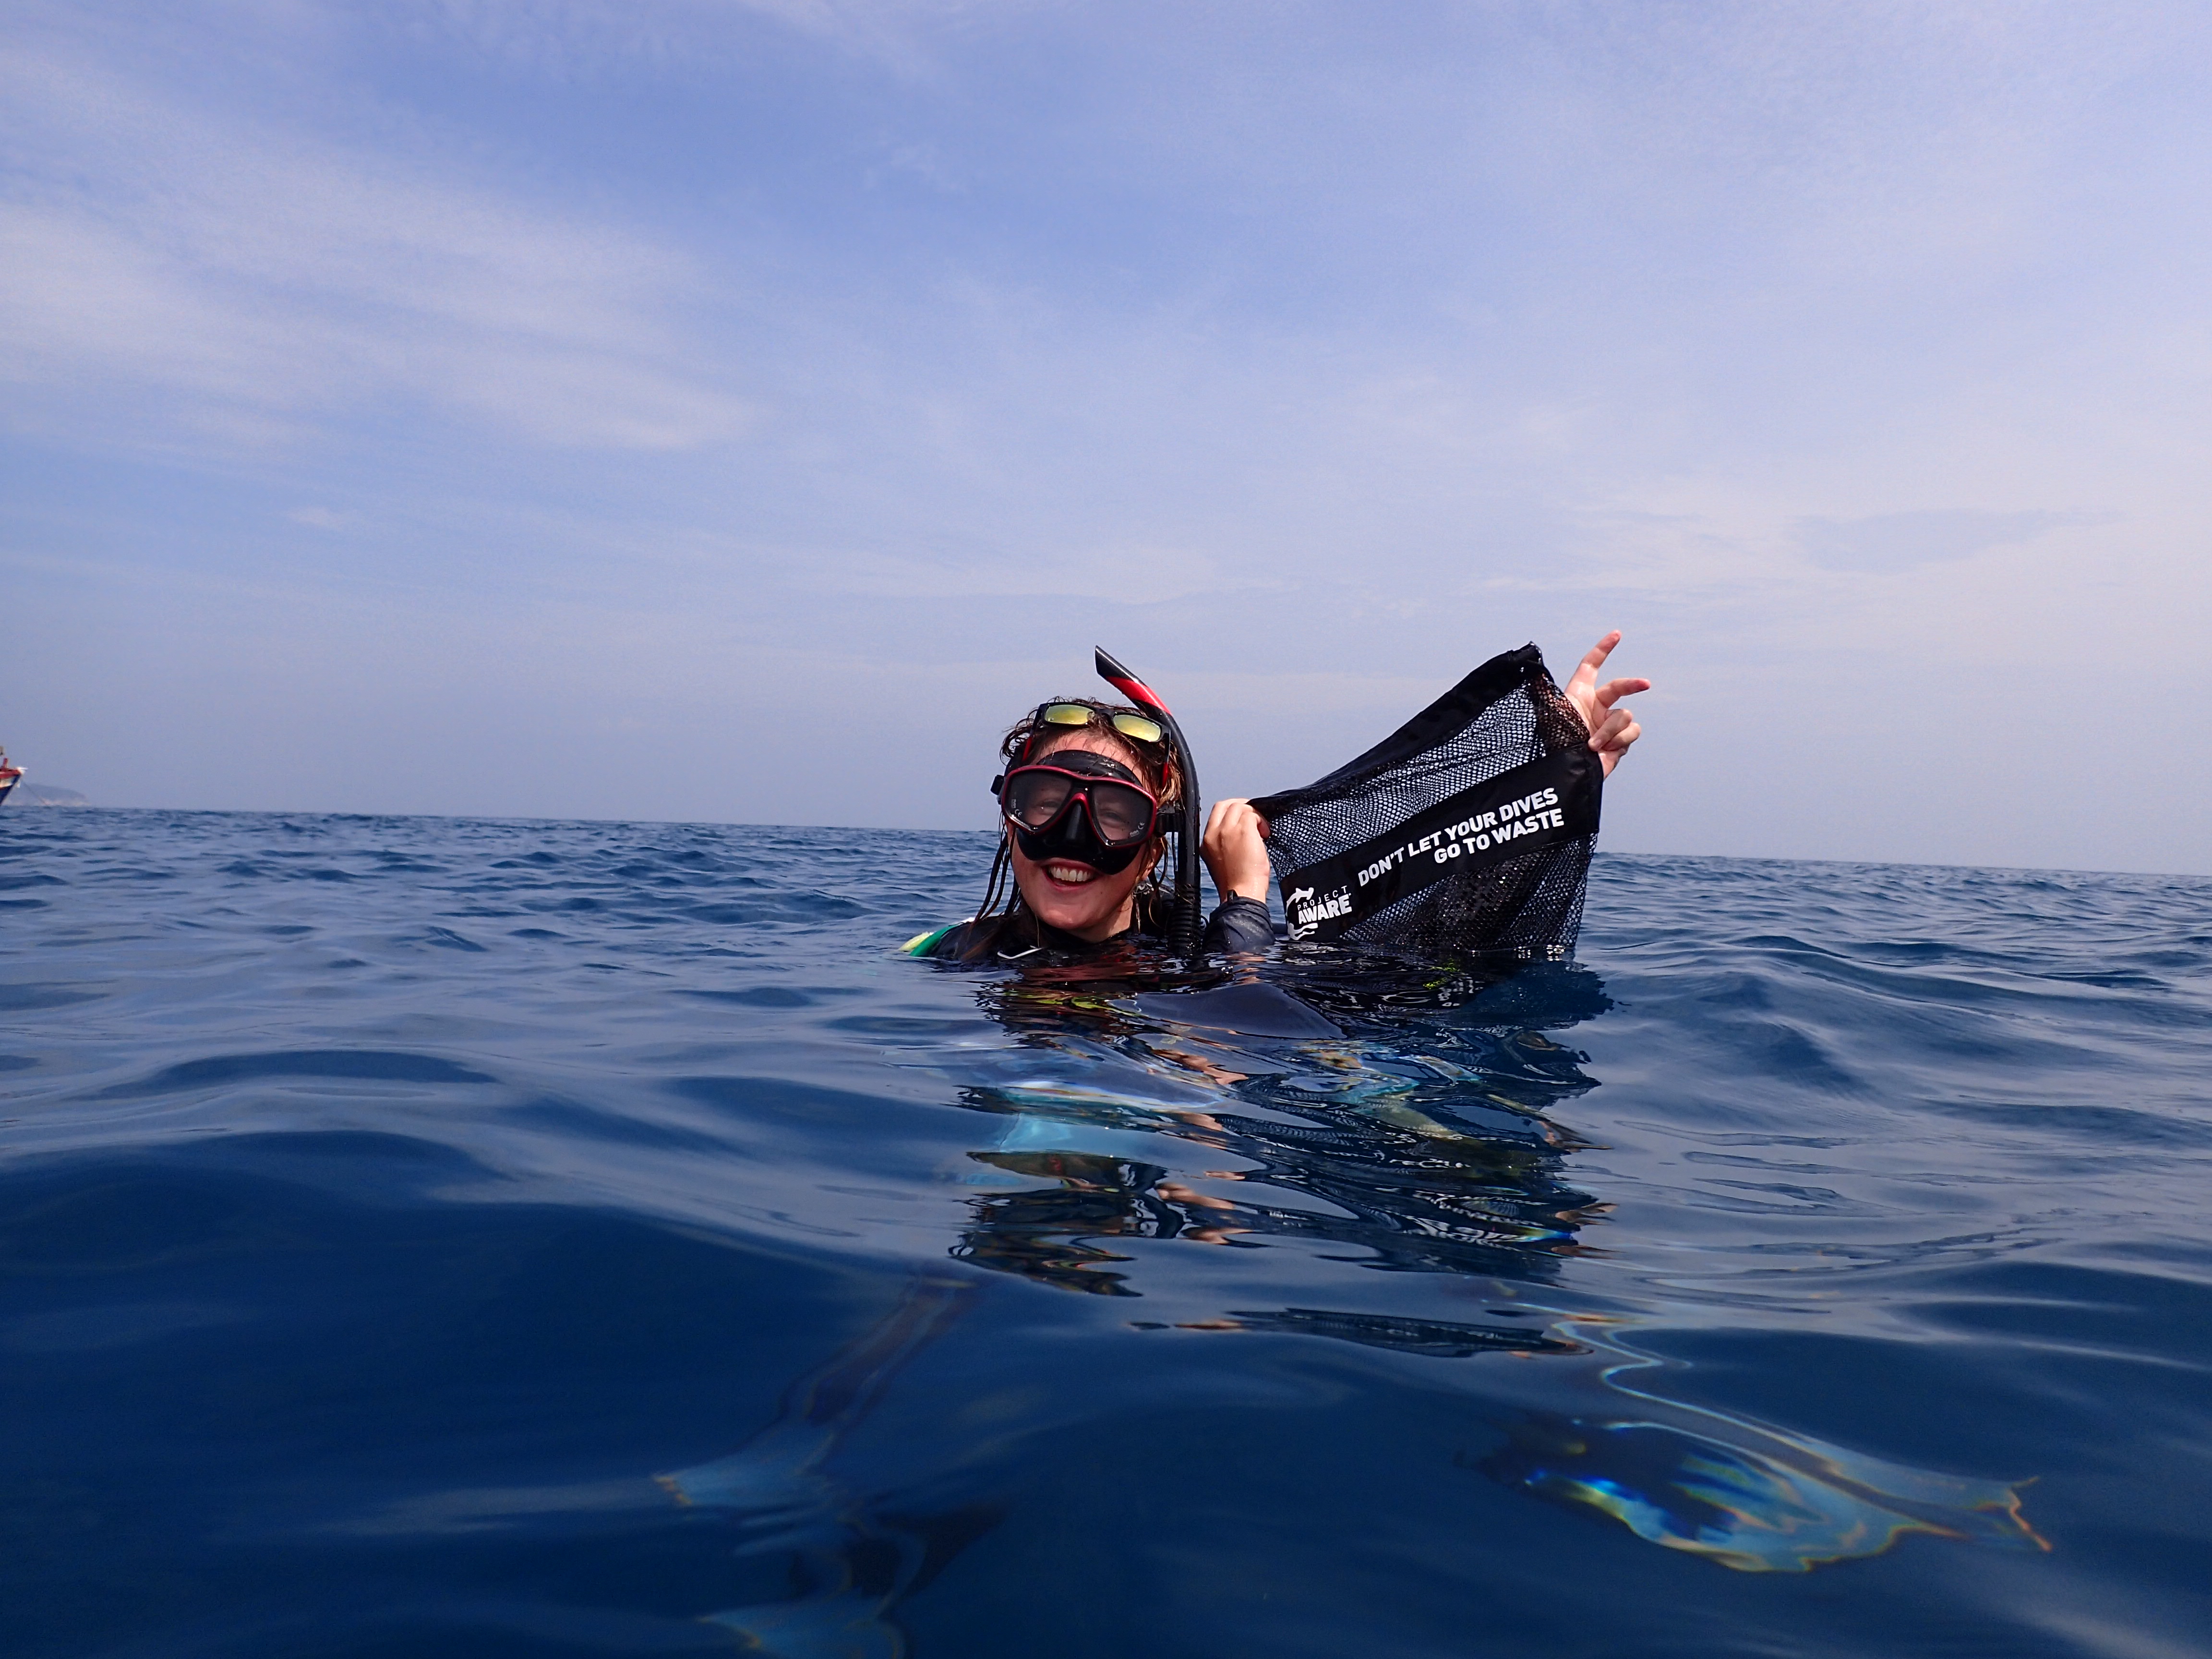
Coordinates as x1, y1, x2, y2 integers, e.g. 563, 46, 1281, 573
1249, 645, 1601, 960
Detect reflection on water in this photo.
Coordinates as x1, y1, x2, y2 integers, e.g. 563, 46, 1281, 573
937, 963, 1601, 1307
691, 943, 2046, 1653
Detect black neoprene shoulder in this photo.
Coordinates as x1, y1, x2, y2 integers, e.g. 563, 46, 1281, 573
904, 897, 1274, 964
1202, 897, 1277, 955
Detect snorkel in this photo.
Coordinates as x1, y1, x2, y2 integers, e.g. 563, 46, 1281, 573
1093, 647, 1202, 959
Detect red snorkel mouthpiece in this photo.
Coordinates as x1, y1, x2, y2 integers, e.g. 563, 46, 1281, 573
1094, 647, 1202, 958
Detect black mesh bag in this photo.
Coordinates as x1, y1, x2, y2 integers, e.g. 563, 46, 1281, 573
1248, 645, 1600, 962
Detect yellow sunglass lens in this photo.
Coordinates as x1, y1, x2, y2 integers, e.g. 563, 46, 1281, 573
1036, 704, 1164, 746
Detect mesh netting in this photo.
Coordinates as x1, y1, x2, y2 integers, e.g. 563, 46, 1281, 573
1249, 645, 1599, 962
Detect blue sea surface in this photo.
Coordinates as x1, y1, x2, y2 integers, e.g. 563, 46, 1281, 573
4, 809, 2211, 1657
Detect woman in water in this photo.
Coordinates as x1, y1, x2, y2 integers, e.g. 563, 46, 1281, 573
905, 632, 1647, 964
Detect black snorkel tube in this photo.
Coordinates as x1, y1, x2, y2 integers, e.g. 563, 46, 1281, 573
1093, 647, 1202, 959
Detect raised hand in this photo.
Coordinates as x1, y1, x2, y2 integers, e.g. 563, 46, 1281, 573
1201, 798, 1273, 903
1564, 631, 1649, 779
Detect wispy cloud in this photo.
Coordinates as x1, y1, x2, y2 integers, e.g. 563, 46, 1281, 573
1797, 509, 2116, 574
0, 36, 753, 453
398, 0, 1039, 78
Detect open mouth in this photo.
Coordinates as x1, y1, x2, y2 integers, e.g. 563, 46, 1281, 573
1044, 864, 1098, 886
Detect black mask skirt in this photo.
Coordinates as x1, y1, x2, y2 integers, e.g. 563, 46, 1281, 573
1000, 750, 1151, 877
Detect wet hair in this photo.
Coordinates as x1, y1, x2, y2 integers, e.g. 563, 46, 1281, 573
960, 699, 1185, 959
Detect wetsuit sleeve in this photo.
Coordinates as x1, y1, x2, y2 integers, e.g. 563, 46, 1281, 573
1203, 896, 1277, 955
901, 923, 971, 958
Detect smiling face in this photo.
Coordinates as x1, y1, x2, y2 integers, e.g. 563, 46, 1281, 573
1005, 729, 1163, 942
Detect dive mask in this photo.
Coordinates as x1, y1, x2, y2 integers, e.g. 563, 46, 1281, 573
993, 750, 1162, 874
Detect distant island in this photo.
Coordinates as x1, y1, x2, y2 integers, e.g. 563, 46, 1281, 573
14, 783, 90, 807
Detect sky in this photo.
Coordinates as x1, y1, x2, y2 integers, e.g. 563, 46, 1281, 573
4, 0, 2209, 873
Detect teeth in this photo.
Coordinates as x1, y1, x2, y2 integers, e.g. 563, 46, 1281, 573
1047, 865, 1096, 884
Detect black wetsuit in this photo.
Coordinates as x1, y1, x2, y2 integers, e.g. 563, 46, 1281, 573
904, 896, 1275, 962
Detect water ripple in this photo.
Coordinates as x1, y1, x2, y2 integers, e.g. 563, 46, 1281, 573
2, 813, 2208, 1656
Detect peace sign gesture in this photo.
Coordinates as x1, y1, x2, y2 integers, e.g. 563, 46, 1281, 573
1564, 631, 1649, 779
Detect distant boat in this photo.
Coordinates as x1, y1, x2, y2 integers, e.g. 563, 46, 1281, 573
0, 745, 20, 806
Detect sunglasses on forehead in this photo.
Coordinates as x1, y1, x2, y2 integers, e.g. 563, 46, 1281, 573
1026, 701, 1167, 752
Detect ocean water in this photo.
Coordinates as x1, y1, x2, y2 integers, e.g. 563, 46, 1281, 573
5, 809, 2211, 1659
